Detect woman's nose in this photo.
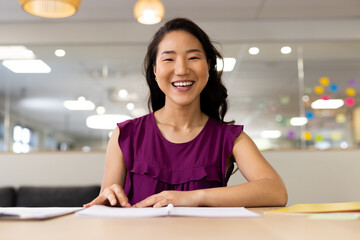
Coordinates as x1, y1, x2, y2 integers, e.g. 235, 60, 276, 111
174, 58, 189, 75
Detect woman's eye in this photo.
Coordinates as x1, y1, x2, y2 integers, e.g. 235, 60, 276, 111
189, 57, 199, 60
163, 58, 174, 62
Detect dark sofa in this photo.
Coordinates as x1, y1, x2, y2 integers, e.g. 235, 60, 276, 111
0, 186, 100, 207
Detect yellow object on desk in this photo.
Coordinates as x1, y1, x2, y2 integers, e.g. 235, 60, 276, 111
266, 201, 360, 214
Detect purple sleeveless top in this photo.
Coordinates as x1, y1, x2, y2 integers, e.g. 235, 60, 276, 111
117, 113, 243, 205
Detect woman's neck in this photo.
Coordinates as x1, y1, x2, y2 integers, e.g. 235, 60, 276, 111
154, 103, 207, 130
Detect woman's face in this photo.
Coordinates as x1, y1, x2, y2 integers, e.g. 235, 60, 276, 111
154, 30, 209, 108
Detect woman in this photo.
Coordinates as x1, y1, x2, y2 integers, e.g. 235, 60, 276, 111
85, 18, 287, 208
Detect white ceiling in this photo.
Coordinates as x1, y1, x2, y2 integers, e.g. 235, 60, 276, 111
1, 0, 360, 143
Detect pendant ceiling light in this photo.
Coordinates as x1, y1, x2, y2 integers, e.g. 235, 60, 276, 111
134, 0, 164, 25
19, 0, 82, 18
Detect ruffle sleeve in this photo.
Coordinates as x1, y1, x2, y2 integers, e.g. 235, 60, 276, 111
117, 119, 134, 195
221, 124, 244, 185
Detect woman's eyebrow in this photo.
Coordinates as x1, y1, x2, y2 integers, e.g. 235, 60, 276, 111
161, 50, 175, 55
186, 49, 202, 54
161, 49, 202, 55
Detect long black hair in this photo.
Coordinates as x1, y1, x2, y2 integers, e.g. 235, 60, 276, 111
144, 18, 230, 123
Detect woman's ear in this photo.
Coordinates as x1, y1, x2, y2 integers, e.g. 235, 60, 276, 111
153, 65, 157, 76
207, 61, 211, 78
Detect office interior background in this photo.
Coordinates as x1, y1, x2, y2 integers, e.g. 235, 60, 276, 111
1, 0, 360, 153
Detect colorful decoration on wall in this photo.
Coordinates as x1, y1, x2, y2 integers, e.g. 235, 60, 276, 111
287, 130, 296, 140
315, 134, 324, 142
319, 77, 330, 86
305, 110, 314, 120
298, 76, 358, 148
346, 88, 356, 97
303, 131, 312, 141
322, 95, 330, 100
345, 97, 355, 107
329, 83, 338, 93
331, 131, 342, 141
335, 113, 346, 123
349, 78, 357, 87
344, 80, 356, 107
309, 77, 358, 112
314, 86, 324, 95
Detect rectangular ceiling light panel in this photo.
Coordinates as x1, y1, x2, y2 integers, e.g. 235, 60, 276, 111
2, 59, 51, 73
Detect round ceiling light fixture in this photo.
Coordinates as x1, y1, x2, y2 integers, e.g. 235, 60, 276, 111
19, 0, 82, 18
134, 0, 164, 25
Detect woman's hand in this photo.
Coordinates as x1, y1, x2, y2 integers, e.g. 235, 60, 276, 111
83, 184, 131, 208
133, 190, 203, 208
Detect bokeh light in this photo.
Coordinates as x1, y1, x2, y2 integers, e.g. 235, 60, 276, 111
332, 131, 342, 141
314, 86, 324, 95
303, 131, 312, 141
319, 77, 330, 86
315, 134, 324, 142
329, 83, 338, 92
322, 95, 330, 100
349, 78, 357, 87
345, 97, 355, 107
306, 111, 314, 120
287, 130, 296, 140
346, 88, 356, 96
335, 113, 346, 123
302, 95, 310, 102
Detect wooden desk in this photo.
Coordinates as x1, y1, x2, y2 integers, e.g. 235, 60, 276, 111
0, 208, 359, 240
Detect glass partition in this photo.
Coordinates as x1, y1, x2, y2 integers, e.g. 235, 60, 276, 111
1, 41, 359, 152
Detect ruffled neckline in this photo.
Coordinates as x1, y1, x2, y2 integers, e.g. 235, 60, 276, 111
130, 160, 222, 184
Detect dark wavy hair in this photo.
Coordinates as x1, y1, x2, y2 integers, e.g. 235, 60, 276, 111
144, 18, 230, 123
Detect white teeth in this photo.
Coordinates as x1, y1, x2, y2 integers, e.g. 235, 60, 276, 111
173, 81, 193, 87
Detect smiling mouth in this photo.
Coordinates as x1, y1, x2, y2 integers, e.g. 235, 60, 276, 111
172, 81, 194, 88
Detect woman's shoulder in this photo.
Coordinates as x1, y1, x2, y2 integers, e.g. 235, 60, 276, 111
208, 117, 244, 131
116, 113, 154, 144
117, 113, 153, 128
204, 118, 244, 145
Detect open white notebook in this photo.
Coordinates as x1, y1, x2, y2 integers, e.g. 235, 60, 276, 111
0, 207, 82, 220
76, 204, 260, 218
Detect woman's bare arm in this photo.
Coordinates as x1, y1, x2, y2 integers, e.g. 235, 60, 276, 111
84, 127, 130, 207
197, 131, 288, 207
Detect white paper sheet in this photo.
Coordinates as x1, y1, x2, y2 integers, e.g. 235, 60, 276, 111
76, 204, 261, 218
0, 207, 82, 220
76, 204, 172, 218
170, 206, 260, 217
